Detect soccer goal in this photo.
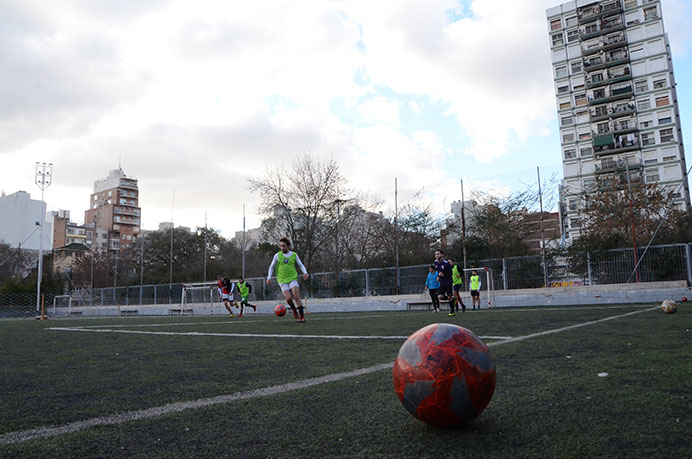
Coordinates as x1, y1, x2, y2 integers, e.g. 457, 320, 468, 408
52, 295, 72, 317
181, 282, 222, 315
462, 267, 495, 309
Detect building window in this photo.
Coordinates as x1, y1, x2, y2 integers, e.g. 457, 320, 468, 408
644, 158, 658, 165
624, 0, 638, 9
641, 132, 655, 146
653, 79, 666, 89
658, 116, 672, 125
637, 98, 651, 110
563, 132, 575, 143
571, 61, 582, 73
565, 149, 577, 159
571, 218, 582, 229
569, 200, 579, 211
635, 80, 648, 94
659, 128, 674, 143
556, 66, 568, 78
645, 170, 660, 183
575, 94, 587, 106
662, 155, 676, 162
561, 116, 574, 126
566, 16, 577, 27
552, 33, 564, 47
567, 30, 580, 43
643, 6, 658, 20
655, 95, 670, 107
551, 19, 562, 31
591, 73, 604, 84
579, 131, 591, 141
558, 85, 569, 94
580, 147, 593, 157
560, 101, 571, 110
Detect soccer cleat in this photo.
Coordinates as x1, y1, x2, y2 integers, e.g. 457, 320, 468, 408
239, 313, 243, 317
448, 312, 456, 317
298, 317, 306, 323
292, 310, 299, 319
251, 305, 256, 311
229, 313, 235, 318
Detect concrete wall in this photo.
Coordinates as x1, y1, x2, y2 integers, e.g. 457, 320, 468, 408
55, 281, 690, 317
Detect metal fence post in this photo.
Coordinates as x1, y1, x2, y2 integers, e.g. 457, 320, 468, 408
502, 259, 508, 290
587, 252, 593, 286
365, 269, 370, 296
685, 244, 692, 287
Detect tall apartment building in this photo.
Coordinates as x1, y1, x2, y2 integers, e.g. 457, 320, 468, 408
84, 169, 141, 253
0, 190, 53, 251
546, 0, 689, 242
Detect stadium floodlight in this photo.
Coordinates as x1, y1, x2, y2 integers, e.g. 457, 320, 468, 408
35, 162, 53, 315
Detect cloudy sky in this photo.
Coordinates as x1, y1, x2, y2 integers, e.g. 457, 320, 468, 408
2, 0, 692, 237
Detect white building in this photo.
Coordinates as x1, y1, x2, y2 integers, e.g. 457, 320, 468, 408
0, 191, 53, 251
547, 0, 689, 242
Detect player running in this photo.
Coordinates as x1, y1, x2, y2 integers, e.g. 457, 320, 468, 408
425, 264, 441, 313
433, 249, 455, 317
266, 237, 309, 323
216, 275, 236, 317
449, 258, 466, 313
470, 270, 482, 310
236, 276, 257, 317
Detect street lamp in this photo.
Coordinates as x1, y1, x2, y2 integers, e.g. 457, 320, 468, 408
35, 162, 53, 313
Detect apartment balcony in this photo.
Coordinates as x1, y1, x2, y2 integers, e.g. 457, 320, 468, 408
590, 102, 636, 122
580, 16, 625, 40
119, 180, 138, 191
594, 134, 640, 157
594, 158, 643, 174
113, 215, 141, 225
596, 174, 643, 191
588, 85, 633, 106
584, 56, 606, 71
586, 68, 631, 89
582, 31, 627, 56
114, 206, 140, 216
578, 1, 623, 25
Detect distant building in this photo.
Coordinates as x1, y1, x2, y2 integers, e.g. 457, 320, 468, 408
51, 209, 91, 249
53, 242, 90, 274
520, 211, 561, 253
0, 191, 53, 251
443, 200, 479, 246
84, 169, 141, 254
235, 228, 261, 250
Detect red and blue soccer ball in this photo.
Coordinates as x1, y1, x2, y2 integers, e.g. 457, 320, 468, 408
274, 304, 287, 317
392, 323, 496, 427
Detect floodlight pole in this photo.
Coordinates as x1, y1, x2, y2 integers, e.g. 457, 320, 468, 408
537, 167, 548, 287
394, 178, 400, 295
460, 179, 467, 271
624, 158, 641, 282
242, 204, 246, 279
35, 162, 53, 313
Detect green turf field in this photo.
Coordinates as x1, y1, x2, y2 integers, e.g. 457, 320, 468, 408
0, 304, 690, 458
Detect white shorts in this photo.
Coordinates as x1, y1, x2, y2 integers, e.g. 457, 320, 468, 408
279, 280, 300, 292
222, 293, 233, 301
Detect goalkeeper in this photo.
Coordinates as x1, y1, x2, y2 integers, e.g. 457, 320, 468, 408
236, 276, 257, 317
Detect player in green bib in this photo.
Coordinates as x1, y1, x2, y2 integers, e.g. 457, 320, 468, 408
449, 258, 466, 313
267, 237, 309, 322
470, 270, 482, 310
235, 276, 257, 317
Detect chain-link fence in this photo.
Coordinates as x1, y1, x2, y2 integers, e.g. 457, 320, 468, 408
2, 243, 690, 315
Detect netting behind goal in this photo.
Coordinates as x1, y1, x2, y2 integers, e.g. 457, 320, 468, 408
181, 282, 221, 307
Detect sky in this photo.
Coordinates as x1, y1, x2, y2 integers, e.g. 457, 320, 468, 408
2, 0, 692, 238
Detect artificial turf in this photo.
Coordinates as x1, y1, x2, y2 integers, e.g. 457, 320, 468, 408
0, 304, 690, 458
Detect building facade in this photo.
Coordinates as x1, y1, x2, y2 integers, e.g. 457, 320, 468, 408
84, 169, 141, 254
547, 0, 689, 242
0, 191, 53, 251
52, 209, 91, 249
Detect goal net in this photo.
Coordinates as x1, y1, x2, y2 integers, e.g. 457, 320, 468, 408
52, 295, 72, 317
181, 282, 222, 309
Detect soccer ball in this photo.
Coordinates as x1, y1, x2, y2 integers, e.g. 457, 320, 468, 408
274, 304, 287, 317
661, 299, 678, 314
682, 297, 688, 302
392, 323, 496, 427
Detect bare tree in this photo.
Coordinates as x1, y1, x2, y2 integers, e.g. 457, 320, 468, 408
250, 154, 347, 271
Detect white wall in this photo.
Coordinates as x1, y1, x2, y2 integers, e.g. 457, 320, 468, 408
0, 191, 53, 250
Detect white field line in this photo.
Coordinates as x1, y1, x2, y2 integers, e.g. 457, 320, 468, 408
64, 304, 647, 330
2, 305, 656, 446
45, 327, 513, 341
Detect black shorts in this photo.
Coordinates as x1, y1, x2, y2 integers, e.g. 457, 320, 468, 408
453, 284, 462, 292
438, 283, 453, 298
471, 289, 480, 298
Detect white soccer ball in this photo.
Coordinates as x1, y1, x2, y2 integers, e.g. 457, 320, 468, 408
661, 299, 678, 314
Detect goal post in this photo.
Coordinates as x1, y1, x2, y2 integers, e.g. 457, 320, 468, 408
52, 295, 72, 317
462, 267, 495, 309
181, 282, 220, 314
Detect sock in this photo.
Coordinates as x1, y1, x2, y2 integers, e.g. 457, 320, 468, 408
298, 306, 304, 318
449, 301, 455, 313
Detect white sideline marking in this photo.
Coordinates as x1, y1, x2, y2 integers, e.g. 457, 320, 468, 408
2, 305, 656, 446
71, 312, 433, 329
0, 363, 392, 446
46, 327, 512, 341
47, 328, 411, 340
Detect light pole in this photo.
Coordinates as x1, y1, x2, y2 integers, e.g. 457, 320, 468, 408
35, 162, 53, 313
